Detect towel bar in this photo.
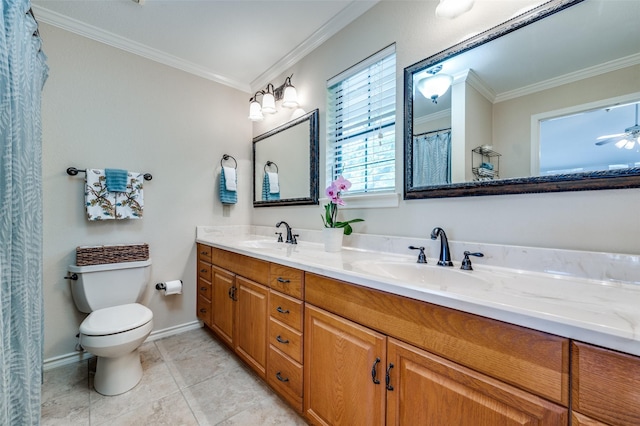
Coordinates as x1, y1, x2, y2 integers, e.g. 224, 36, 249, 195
66, 167, 152, 181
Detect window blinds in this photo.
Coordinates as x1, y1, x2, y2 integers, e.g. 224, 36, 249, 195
327, 45, 396, 194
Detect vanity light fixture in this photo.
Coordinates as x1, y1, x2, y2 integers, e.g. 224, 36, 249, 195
435, 0, 475, 19
417, 65, 453, 104
248, 74, 299, 121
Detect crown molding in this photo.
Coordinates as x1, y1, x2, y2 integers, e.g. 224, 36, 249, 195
32, 5, 251, 93
250, 0, 379, 92
414, 108, 452, 128
495, 52, 640, 103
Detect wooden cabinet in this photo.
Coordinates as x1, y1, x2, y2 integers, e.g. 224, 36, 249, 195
210, 265, 235, 347
196, 244, 213, 326
386, 338, 567, 425
234, 276, 268, 379
304, 304, 386, 426
572, 342, 640, 426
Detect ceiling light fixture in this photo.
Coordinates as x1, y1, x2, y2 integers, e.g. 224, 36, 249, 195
417, 65, 453, 104
435, 0, 475, 19
248, 74, 299, 121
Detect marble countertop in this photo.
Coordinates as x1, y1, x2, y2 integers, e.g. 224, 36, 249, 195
196, 226, 640, 357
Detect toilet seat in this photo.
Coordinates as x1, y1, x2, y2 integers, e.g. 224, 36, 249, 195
80, 303, 153, 336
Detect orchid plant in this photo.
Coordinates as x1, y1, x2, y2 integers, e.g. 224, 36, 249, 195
321, 176, 364, 235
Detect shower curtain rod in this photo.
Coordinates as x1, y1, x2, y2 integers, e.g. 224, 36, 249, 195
414, 127, 451, 138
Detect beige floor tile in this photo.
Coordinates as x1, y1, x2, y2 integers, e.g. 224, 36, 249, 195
42, 360, 90, 404
94, 391, 199, 426
182, 364, 273, 425
157, 328, 242, 389
217, 394, 307, 426
40, 392, 90, 426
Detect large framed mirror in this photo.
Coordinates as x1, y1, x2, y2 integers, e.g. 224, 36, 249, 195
253, 109, 319, 207
404, 0, 640, 199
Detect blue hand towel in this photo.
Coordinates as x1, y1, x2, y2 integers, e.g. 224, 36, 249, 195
219, 170, 237, 205
105, 168, 128, 192
262, 174, 280, 201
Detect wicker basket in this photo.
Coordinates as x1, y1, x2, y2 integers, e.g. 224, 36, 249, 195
76, 243, 149, 266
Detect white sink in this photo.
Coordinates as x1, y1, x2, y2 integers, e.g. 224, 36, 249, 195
349, 260, 492, 292
236, 240, 288, 250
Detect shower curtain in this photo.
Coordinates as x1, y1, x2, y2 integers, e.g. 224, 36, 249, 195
412, 130, 451, 186
0, 1, 48, 424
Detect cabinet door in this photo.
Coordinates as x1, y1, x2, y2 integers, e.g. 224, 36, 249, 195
304, 304, 386, 426
211, 265, 235, 347
234, 276, 268, 379
386, 338, 568, 426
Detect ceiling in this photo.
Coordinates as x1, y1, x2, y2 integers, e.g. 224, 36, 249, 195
31, 0, 378, 93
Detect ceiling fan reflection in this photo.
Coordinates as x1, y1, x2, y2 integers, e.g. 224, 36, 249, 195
595, 103, 640, 149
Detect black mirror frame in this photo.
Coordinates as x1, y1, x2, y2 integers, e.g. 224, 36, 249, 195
403, 0, 640, 199
253, 109, 319, 207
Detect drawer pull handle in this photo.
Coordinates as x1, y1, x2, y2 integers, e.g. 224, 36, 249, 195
199, 308, 207, 313
371, 357, 381, 384
276, 306, 290, 314
386, 363, 394, 391
276, 335, 289, 344
276, 372, 289, 383
200, 287, 207, 291
200, 269, 208, 273
228, 286, 237, 301
277, 277, 290, 283
200, 251, 209, 255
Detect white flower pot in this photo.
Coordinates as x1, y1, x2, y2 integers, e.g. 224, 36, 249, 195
322, 228, 344, 252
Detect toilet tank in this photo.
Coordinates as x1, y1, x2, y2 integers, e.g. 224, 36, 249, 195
68, 259, 152, 313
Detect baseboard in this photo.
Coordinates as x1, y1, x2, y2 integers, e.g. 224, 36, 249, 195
43, 321, 203, 371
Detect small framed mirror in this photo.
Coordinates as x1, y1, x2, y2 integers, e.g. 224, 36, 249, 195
253, 109, 319, 207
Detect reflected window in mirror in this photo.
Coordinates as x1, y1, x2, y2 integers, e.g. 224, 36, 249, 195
538, 100, 640, 176
327, 44, 396, 194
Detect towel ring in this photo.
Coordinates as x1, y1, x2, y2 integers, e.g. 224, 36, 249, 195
220, 154, 237, 169
264, 161, 278, 173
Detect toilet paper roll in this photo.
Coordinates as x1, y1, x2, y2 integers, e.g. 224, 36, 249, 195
162, 280, 183, 296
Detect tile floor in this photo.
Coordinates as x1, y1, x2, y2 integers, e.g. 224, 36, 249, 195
41, 327, 308, 425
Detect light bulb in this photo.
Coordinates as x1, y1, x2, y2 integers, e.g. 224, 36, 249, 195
282, 85, 299, 109
261, 92, 276, 114
248, 100, 263, 121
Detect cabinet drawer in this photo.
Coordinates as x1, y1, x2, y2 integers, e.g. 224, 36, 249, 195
269, 290, 303, 332
268, 346, 303, 398
270, 264, 304, 299
197, 260, 212, 282
572, 342, 640, 426
212, 248, 269, 285
269, 318, 303, 363
197, 243, 212, 263
197, 294, 211, 325
197, 278, 211, 300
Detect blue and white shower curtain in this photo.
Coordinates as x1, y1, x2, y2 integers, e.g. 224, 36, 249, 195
412, 130, 452, 187
0, 1, 48, 424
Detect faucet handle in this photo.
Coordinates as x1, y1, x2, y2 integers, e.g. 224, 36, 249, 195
292, 234, 299, 244
461, 251, 484, 271
275, 232, 283, 242
408, 246, 427, 264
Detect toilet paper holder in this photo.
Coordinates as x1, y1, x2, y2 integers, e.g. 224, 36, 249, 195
155, 280, 183, 290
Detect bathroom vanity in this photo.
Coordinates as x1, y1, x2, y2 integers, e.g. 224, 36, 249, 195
195, 228, 640, 425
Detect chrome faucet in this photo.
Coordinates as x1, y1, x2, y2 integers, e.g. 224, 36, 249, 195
430, 227, 453, 266
276, 221, 297, 244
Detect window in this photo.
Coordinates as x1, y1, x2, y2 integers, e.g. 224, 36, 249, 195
327, 45, 396, 194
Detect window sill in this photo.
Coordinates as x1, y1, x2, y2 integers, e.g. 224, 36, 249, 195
320, 192, 400, 209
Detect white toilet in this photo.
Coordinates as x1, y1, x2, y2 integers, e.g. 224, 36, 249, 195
68, 259, 153, 396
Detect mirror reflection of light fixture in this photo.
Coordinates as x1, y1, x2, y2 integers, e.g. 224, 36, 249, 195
435, 0, 475, 19
248, 74, 299, 121
417, 65, 453, 104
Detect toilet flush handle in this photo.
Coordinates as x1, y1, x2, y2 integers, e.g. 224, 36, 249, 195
64, 273, 78, 280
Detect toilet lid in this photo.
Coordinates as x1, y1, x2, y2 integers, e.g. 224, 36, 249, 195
80, 303, 153, 336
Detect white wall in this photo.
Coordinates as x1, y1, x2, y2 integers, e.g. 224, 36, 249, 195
249, 1, 640, 255
41, 24, 251, 360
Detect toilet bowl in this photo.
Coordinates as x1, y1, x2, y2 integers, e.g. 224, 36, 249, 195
69, 259, 154, 396
79, 303, 153, 396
